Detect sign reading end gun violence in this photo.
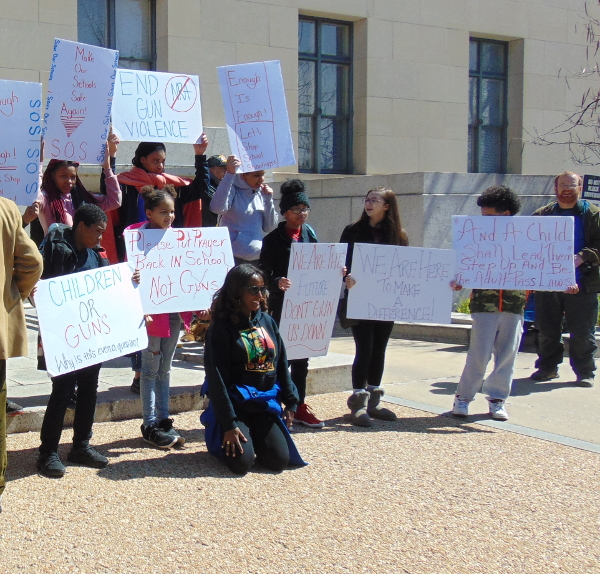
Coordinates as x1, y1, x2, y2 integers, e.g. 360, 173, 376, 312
35, 263, 147, 377
347, 244, 454, 324
452, 216, 575, 290
279, 243, 347, 361
124, 226, 234, 314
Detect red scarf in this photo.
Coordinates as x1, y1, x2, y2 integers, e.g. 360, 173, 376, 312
117, 167, 191, 190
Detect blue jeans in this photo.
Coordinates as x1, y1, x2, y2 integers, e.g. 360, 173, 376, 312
141, 314, 181, 427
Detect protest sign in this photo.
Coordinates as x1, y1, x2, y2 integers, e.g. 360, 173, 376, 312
582, 175, 600, 205
35, 263, 147, 377
124, 226, 234, 314
0, 79, 42, 205
452, 215, 575, 290
43, 38, 118, 164
346, 244, 454, 324
278, 243, 347, 360
218, 60, 295, 172
112, 70, 203, 144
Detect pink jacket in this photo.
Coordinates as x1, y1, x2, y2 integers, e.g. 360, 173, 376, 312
125, 221, 193, 338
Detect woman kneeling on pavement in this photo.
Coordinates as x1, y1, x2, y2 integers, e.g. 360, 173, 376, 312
201, 264, 306, 475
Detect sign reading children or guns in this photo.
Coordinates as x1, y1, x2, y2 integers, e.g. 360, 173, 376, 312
452, 215, 575, 290
279, 243, 347, 361
124, 226, 234, 314
346, 244, 454, 324
35, 263, 147, 377
112, 70, 203, 144
218, 60, 295, 172
43, 38, 118, 164
0, 79, 42, 206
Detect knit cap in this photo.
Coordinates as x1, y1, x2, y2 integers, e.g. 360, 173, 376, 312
279, 179, 310, 214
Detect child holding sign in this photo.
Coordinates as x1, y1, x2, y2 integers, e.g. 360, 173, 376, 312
259, 179, 324, 428
341, 187, 409, 427
126, 186, 190, 449
451, 186, 526, 421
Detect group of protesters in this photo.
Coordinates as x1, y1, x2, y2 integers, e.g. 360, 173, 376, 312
0, 131, 596, 504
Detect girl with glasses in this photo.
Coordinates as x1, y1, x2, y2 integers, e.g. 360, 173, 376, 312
259, 179, 324, 428
340, 187, 409, 426
201, 264, 306, 475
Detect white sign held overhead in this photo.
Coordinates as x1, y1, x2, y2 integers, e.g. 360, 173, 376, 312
112, 70, 203, 144
35, 263, 148, 377
452, 215, 576, 291
43, 38, 119, 164
347, 244, 454, 324
218, 60, 295, 172
0, 79, 42, 205
124, 226, 234, 314
279, 243, 347, 360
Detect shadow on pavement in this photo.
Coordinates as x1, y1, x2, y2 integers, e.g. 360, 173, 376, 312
429, 381, 458, 395
510, 377, 574, 396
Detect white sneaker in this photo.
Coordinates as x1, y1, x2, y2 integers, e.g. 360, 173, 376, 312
452, 396, 469, 417
488, 399, 509, 421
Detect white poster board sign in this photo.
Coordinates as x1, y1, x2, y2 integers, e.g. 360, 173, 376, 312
35, 263, 148, 377
112, 70, 203, 143
218, 60, 295, 172
0, 79, 42, 205
452, 216, 575, 290
124, 226, 234, 314
347, 244, 454, 324
43, 39, 118, 164
279, 243, 347, 360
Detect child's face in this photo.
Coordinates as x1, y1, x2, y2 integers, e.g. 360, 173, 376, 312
481, 207, 510, 216
52, 166, 78, 195
146, 197, 175, 229
283, 203, 310, 229
140, 150, 167, 174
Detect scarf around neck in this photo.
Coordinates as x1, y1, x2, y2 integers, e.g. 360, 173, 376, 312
117, 166, 191, 190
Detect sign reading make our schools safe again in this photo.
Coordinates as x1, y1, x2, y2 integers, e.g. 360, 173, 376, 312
112, 70, 203, 144
124, 226, 234, 314
0, 79, 42, 206
218, 60, 296, 173
43, 39, 118, 165
35, 263, 147, 377
452, 215, 575, 291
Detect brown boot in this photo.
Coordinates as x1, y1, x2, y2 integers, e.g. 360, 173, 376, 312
347, 390, 372, 427
367, 387, 397, 421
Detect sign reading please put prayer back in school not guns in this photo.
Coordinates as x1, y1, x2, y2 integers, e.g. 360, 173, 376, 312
218, 60, 296, 173
43, 38, 118, 165
452, 215, 576, 290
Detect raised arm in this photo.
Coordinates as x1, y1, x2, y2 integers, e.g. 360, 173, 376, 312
210, 156, 241, 215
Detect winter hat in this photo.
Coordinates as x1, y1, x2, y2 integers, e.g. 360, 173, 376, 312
279, 179, 310, 215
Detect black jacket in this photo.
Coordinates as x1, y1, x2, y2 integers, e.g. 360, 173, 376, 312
102, 155, 210, 261
200, 175, 220, 227
40, 224, 109, 280
259, 222, 319, 323
203, 309, 299, 431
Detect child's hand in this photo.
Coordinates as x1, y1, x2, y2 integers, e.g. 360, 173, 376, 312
144, 314, 153, 323
450, 280, 463, 291
260, 184, 273, 196
23, 201, 40, 225
226, 155, 241, 174
132, 269, 141, 284
278, 277, 292, 291
107, 131, 120, 157
345, 274, 356, 289
193, 132, 209, 155
196, 309, 211, 321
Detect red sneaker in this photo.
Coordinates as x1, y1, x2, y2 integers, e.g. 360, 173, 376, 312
293, 403, 324, 428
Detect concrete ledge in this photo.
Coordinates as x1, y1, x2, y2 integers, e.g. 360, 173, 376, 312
392, 322, 471, 345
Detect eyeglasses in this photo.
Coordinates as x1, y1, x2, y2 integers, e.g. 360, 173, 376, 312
246, 286, 268, 296
363, 198, 385, 205
290, 207, 311, 214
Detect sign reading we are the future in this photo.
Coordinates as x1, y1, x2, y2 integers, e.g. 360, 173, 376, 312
124, 226, 234, 314
218, 60, 295, 172
279, 243, 347, 360
452, 215, 575, 290
112, 70, 203, 143
0, 79, 42, 205
347, 244, 454, 324
35, 263, 147, 377
43, 39, 118, 164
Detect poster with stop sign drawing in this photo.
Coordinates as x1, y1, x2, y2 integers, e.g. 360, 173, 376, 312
112, 69, 203, 144
43, 38, 118, 165
0, 79, 42, 205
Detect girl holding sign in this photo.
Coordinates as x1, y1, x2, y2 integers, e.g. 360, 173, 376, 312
126, 185, 191, 449
341, 187, 409, 427
259, 179, 324, 428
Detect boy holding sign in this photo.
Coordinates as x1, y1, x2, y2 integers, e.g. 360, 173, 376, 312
451, 186, 526, 421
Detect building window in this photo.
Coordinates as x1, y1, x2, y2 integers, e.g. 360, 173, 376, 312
78, 0, 156, 70
468, 38, 508, 173
298, 17, 352, 173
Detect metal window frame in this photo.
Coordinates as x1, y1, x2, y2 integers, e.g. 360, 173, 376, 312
468, 37, 508, 174
299, 16, 353, 174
